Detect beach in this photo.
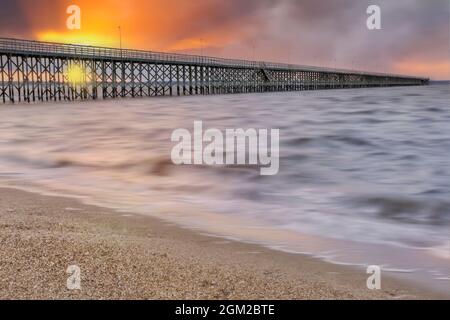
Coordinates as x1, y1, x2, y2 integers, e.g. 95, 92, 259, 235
0, 187, 445, 300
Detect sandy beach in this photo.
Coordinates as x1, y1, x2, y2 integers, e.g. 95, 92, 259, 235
0, 187, 445, 300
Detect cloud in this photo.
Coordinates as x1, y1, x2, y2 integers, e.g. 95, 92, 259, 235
235, 0, 450, 79
0, 0, 31, 37
0, 0, 448, 79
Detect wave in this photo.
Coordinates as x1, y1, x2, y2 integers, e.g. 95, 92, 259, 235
284, 135, 376, 147
356, 196, 450, 226
55, 156, 178, 176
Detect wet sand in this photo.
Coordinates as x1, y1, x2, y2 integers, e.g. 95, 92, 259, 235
0, 187, 445, 300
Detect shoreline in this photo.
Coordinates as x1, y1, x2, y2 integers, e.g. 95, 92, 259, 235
0, 187, 447, 299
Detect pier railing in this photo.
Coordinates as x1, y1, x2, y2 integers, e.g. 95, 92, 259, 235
0, 37, 427, 80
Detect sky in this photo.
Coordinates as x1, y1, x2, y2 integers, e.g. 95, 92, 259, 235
0, 0, 448, 79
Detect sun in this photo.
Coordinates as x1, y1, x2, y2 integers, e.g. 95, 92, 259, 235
66, 64, 86, 85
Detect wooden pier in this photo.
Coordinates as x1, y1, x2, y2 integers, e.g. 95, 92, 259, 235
0, 38, 429, 104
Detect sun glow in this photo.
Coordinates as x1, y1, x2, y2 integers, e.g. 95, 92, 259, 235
37, 31, 118, 47
66, 65, 86, 85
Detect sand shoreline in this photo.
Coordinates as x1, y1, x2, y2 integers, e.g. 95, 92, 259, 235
0, 187, 446, 300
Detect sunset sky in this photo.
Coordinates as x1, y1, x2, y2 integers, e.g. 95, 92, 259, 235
0, 0, 448, 79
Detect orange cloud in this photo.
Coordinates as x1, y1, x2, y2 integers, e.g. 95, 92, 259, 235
22, 0, 261, 53
394, 60, 450, 80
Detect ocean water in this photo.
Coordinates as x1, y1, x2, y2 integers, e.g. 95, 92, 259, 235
1, 84, 449, 292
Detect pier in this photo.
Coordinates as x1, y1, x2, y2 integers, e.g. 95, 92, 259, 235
0, 38, 429, 104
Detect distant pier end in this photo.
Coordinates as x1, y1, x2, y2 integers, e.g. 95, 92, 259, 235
0, 38, 429, 104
